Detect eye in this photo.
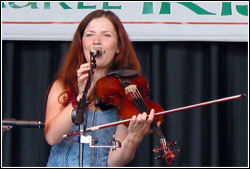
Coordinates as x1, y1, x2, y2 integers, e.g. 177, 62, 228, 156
103, 33, 111, 38
85, 33, 94, 37
83, 31, 95, 37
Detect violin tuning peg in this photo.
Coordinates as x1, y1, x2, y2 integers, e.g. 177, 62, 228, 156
153, 147, 162, 153
169, 141, 177, 146
155, 155, 163, 160
173, 149, 180, 153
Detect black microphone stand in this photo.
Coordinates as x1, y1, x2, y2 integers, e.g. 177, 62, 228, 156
71, 53, 96, 167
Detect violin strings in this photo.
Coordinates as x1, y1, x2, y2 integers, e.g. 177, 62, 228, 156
124, 80, 149, 113
131, 86, 167, 140
123, 81, 171, 157
130, 88, 148, 113
125, 82, 167, 138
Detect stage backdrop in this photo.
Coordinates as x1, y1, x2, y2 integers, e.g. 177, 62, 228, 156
2, 1, 248, 41
2, 41, 248, 167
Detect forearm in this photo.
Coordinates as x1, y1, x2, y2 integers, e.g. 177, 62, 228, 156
108, 110, 155, 166
108, 133, 143, 167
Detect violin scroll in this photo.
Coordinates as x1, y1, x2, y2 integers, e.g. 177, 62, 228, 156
153, 139, 179, 165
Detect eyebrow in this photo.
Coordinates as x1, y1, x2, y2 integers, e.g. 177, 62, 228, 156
84, 30, 114, 34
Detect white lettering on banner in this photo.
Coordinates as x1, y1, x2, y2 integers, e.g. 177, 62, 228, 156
1, 1, 248, 41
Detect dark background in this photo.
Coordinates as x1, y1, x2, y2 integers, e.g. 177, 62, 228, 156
2, 41, 248, 167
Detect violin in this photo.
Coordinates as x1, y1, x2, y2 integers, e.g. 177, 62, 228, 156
95, 69, 178, 165
67, 67, 246, 165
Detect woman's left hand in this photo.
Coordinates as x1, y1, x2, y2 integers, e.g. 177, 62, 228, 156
127, 109, 155, 143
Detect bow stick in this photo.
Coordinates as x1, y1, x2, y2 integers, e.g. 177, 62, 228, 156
63, 94, 246, 137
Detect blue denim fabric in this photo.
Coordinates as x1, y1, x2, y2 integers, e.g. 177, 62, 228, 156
46, 108, 119, 167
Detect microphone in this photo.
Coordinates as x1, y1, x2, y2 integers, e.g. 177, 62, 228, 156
90, 45, 105, 57
2, 119, 45, 128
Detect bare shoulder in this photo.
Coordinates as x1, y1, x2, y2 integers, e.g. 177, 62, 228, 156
49, 80, 64, 95
45, 80, 66, 122
51, 79, 63, 90
47, 79, 65, 104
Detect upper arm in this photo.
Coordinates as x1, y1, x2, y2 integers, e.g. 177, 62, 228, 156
45, 80, 65, 126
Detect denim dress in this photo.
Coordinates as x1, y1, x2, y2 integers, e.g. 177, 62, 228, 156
46, 107, 119, 167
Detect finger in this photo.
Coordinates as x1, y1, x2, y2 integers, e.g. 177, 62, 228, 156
136, 113, 142, 122
147, 109, 155, 124
77, 69, 89, 77
78, 74, 89, 88
80, 63, 91, 69
130, 115, 137, 125
141, 112, 147, 123
78, 74, 89, 81
77, 64, 90, 76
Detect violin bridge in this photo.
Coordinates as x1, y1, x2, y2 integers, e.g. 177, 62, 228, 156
125, 84, 137, 95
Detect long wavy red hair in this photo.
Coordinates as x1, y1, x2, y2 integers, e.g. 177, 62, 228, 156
55, 10, 142, 105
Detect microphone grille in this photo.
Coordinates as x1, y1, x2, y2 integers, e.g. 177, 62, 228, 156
91, 45, 104, 56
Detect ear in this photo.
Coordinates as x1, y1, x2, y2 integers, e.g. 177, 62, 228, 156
115, 48, 120, 55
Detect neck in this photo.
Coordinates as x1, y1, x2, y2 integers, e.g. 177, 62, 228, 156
85, 68, 106, 99
92, 67, 108, 80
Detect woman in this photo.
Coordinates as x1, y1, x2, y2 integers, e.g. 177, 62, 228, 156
44, 10, 155, 167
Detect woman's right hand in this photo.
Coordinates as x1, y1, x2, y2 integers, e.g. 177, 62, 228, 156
76, 63, 91, 99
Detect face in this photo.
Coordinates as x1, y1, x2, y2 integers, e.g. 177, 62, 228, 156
82, 17, 119, 71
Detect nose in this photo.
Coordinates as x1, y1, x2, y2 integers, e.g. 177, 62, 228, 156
93, 34, 101, 45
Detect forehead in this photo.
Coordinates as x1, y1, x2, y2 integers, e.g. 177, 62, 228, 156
85, 17, 116, 32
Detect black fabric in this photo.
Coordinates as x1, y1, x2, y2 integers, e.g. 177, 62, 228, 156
2, 41, 248, 167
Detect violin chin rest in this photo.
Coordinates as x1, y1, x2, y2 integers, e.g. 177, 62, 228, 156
107, 69, 139, 78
